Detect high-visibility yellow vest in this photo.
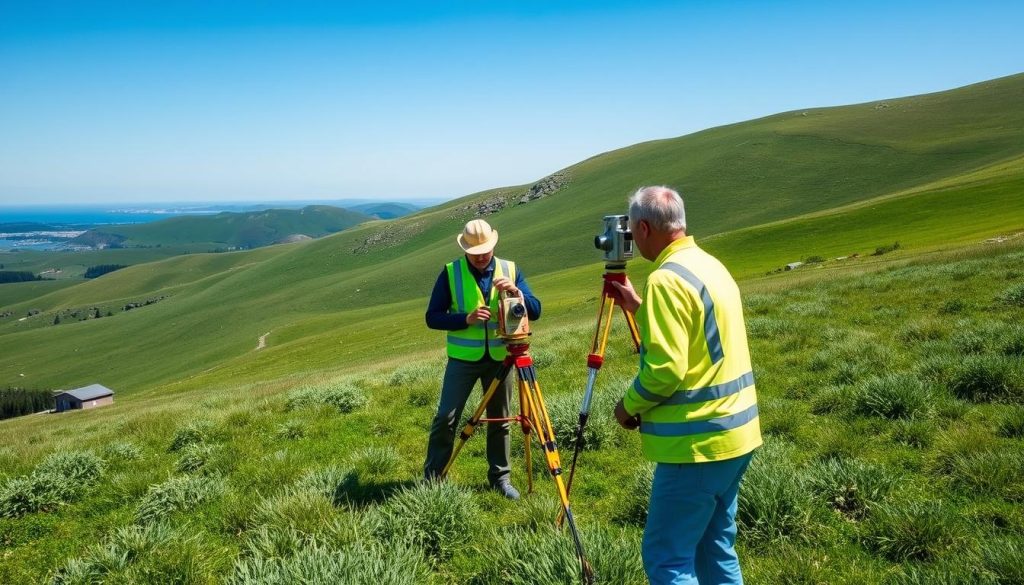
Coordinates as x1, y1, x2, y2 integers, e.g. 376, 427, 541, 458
445, 257, 517, 361
622, 236, 762, 463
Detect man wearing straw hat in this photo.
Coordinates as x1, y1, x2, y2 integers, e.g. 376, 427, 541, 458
423, 219, 542, 499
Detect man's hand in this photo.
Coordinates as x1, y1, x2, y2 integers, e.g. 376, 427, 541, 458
614, 399, 640, 430
466, 307, 491, 324
493, 277, 519, 295
610, 278, 642, 314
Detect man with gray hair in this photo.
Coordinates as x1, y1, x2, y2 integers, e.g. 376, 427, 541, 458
611, 186, 761, 585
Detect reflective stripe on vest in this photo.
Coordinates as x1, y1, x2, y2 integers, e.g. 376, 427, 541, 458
659, 262, 724, 363
444, 257, 516, 360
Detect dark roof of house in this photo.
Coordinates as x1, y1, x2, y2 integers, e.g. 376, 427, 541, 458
54, 384, 115, 401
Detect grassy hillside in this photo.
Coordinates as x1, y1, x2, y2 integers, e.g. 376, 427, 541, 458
1, 74, 1023, 393
73, 205, 373, 250
0, 242, 1021, 583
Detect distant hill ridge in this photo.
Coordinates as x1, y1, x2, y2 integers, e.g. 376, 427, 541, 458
71, 205, 374, 250
2, 73, 1023, 393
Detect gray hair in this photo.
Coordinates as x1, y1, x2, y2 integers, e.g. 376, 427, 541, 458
628, 186, 686, 233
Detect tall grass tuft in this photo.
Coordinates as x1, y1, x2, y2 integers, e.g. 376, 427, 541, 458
168, 419, 216, 452
0, 450, 105, 518
863, 499, 962, 561
286, 381, 367, 413
371, 480, 479, 565
736, 441, 814, 546
546, 390, 619, 452
852, 374, 933, 419
996, 406, 1024, 438
613, 463, 654, 526
102, 441, 143, 462
135, 474, 226, 524
946, 447, 1024, 501
249, 490, 336, 537
998, 282, 1024, 307
948, 356, 1024, 403
979, 537, 1024, 585
466, 524, 645, 585
804, 458, 898, 519
230, 539, 433, 585
175, 443, 216, 474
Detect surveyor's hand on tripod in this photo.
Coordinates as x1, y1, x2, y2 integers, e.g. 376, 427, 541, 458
466, 307, 491, 324
610, 278, 642, 314
614, 399, 641, 430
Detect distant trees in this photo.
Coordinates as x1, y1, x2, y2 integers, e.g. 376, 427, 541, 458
0, 271, 39, 284
84, 264, 128, 278
1, 387, 53, 420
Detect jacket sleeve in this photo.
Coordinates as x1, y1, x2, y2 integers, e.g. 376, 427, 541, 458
516, 269, 542, 321
425, 268, 470, 331
622, 274, 695, 416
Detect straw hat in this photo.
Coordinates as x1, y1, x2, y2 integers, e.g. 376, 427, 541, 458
457, 219, 499, 254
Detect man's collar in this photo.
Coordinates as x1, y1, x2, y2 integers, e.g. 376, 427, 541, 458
654, 235, 696, 266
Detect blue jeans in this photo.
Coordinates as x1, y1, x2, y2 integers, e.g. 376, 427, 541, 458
643, 452, 755, 585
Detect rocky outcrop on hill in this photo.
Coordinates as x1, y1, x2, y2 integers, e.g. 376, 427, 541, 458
447, 171, 573, 220
277, 234, 313, 244
352, 221, 426, 255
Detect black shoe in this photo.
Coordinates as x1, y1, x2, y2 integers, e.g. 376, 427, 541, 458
491, 480, 520, 501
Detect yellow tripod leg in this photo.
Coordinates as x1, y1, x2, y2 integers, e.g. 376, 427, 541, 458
519, 377, 534, 494
440, 367, 509, 479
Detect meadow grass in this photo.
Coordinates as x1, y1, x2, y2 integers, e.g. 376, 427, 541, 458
0, 238, 1021, 583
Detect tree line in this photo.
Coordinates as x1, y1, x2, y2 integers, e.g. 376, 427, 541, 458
0, 387, 53, 420
84, 264, 129, 278
0, 271, 40, 284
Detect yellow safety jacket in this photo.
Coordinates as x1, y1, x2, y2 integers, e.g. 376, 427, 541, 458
623, 236, 762, 463
445, 256, 517, 361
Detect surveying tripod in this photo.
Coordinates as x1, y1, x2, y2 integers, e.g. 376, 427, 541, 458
440, 338, 595, 585
564, 262, 641, 500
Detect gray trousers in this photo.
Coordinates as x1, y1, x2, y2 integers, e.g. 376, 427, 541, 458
423, 357, 513, 484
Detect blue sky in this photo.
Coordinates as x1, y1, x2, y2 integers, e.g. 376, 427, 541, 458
1, 1, 1021, 205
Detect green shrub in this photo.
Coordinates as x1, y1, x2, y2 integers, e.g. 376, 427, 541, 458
102, 441, 143, 462
372, 481, 479, 564
613, 463, 654, 526
349, 445, 403, 479
872, 242, 901, 256
998, 283, 1024, 307
997, 406, 1024, 438
135, 475, 226, 524
0, 451, 105, 518
948, 356, 1024, 403
736, 441, 814, 546
852, 374, 933, 419
804, 458, 898, 519
175, 443, 215, 474
286, 382, 367, 413
168, 420, 215, 452
275, 420, 306, 440
466, 524, 645, 585
864, 499, 961, 561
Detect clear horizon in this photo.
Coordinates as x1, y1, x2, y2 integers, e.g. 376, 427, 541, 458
1, 0, 1021, 205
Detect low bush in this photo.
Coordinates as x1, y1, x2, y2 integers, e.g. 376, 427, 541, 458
135, 475, 226, 524
286, 382, 367, 413
948, 356, 1024, 403
863, 499, 961, 561
168, 420, 216, 452
804, 458, 898, 519
998, 282, 1024, 307
0, 451, 105, 518
371, 481, 479, 564
852, 374, 933, 419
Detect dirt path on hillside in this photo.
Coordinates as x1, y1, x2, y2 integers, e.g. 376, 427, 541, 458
256, 332, 270, 351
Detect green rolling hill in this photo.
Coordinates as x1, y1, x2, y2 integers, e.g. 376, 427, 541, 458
70, 205, 373, 250
1, 73, 1022, 395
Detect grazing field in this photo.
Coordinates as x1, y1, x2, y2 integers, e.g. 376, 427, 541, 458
1, 241, 1021, 584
